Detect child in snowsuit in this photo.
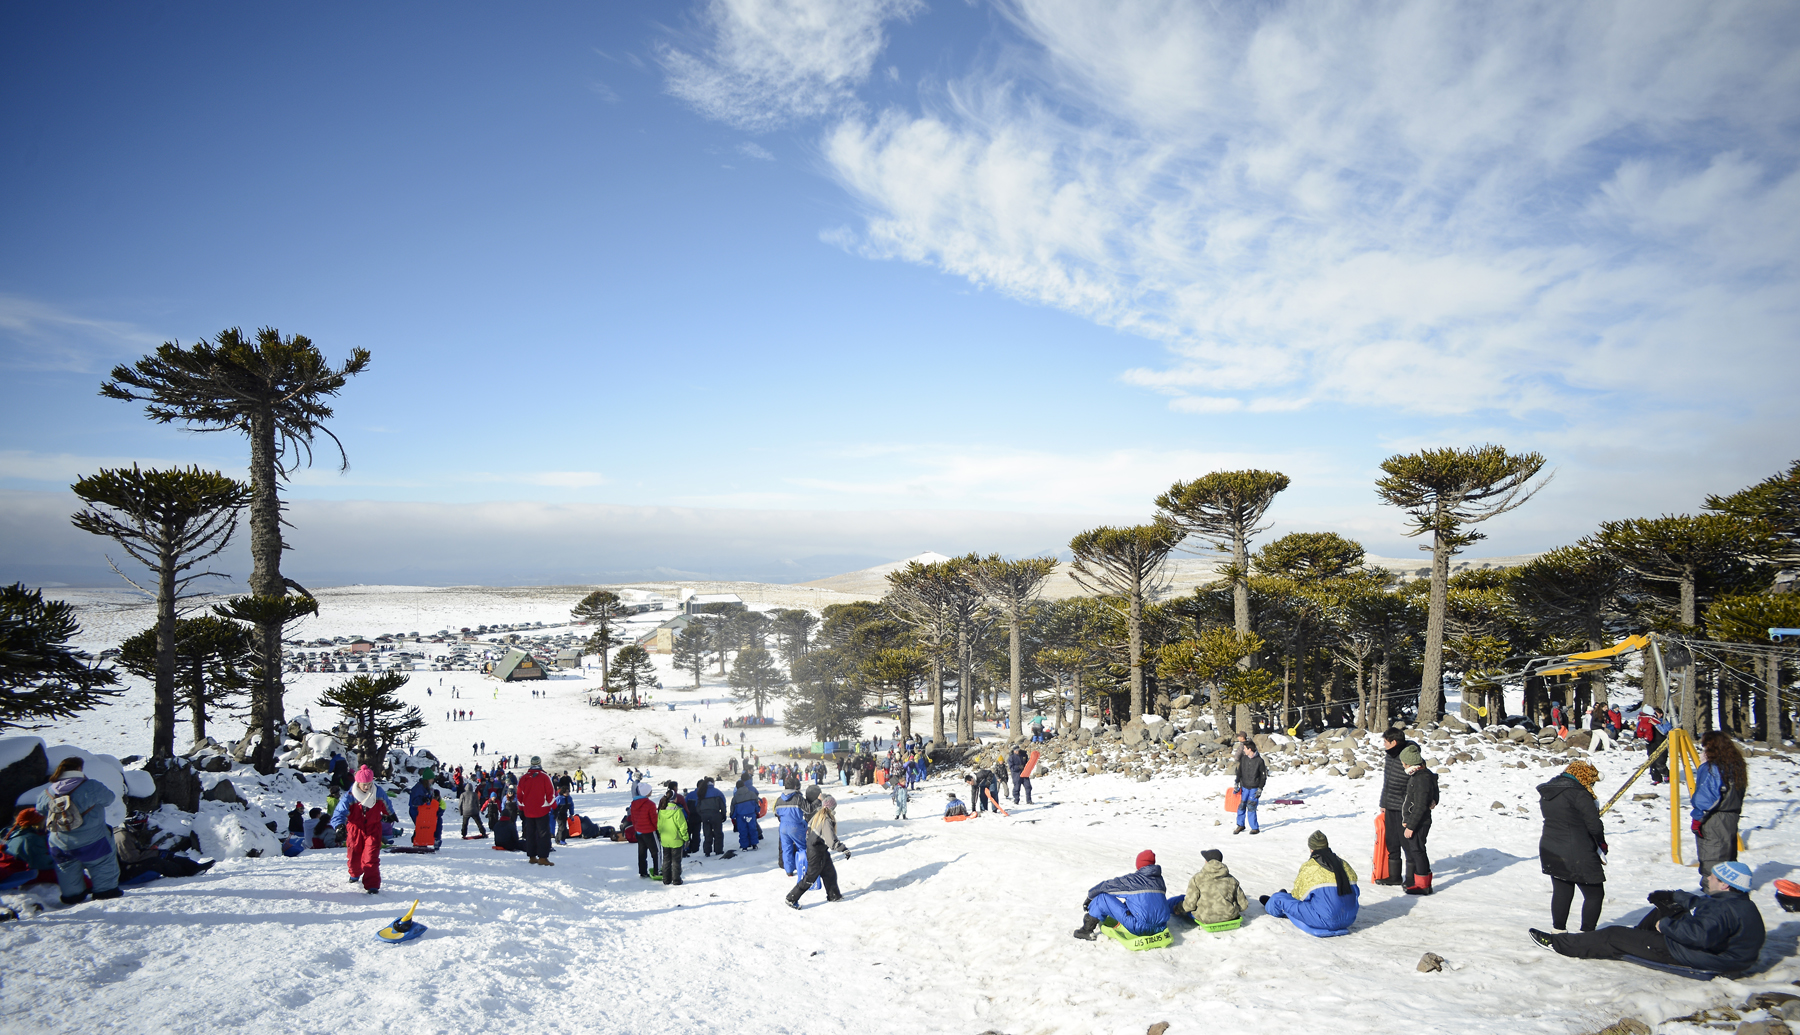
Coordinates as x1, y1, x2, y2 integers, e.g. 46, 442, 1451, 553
944, 793, 969, 818
37, 757, 121, 904
329, 766, 391, 893
1261, 830, 1359, 937
730, 777, 763, 851
1074, 849, 1170, 939
1399, 745, 1438, 895
1169, 849, 1248, 925
891, 782, 909, 820
0, 807, 54, 888
773, 779, 808, 876
656, 788, 689, 886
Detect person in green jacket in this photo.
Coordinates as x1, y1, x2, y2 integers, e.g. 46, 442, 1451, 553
656, 785, 690, 886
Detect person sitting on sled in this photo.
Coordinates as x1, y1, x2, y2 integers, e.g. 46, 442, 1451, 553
1074, 849, 1170, 940
1169, 849, 1248, 926
943, 793, 969, 818
1260, 830, 1359, 937
1530, 861, 1765, 973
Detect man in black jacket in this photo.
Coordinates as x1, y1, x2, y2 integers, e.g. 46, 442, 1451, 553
1532, 861, 1764, 973
1375, 728, 1412, 885
1398, 745, 1438, 895
1234, 742, 1266, 834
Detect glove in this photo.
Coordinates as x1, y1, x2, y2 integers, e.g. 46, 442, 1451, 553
1691, 819, 1702, 833
1647, 890, 1676, 908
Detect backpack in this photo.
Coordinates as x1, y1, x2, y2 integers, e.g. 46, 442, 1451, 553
46, 788, 82, 834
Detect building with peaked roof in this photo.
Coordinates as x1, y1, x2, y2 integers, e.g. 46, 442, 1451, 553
487, 648, 547, 681
651, 614, 702, 654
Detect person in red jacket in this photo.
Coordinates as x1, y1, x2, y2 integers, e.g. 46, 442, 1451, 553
628, 789, 660, 879
328, 766, 391, 893
515, 756, 557, 867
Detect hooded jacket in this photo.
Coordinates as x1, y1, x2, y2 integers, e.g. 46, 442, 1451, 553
37, 775, 115, 851
1537, 773, 1606, 884
1181, 860, 1249, 924
1235, 751, 1267, 790
655, 796, 690, 847
627, 793, 658, 842
1400, 765, 1439, 830
773, 790, 808, 837
806, 805, 843, 851
1690, 762, 1744, 824
1661, 888, 1766, 973
692, 781, 729, 823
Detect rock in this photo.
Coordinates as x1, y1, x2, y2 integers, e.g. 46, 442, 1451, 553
1567, 730, 1593, 750
1549, 741, 1569, 755
1427, 730, 1453, 742
1417, 952, 1445, 972
1492, 801, 1506, 809
1440, 713, 1469, 731
300, 758, 331, 773
1154, 724, 1176, 743
1584, 1021, 1650, 1035
0, 738, 49, 822
1749, 993, 1800, 1011
146, 757, 202, 812
230, 731, 258, 762
1346, 765, 1366, 779
1508, 727, 1530, 742
1086, 764, 1102, 776
1734, 1021, 1792, 1035
1136, 773, 1151, 782
201, 754, 233, 772
1454, 752, 1474, 762
1147, 1024, 1170, 1035
1121, 726, 1146, 747
202, 779, 242, 805
1170, 696, 1193, 710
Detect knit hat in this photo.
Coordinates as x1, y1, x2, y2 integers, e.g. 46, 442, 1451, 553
820, 795, 836, 810
1136, 849, 1156, 869
1399, 745, 1423, 767
13, 807, 41, 828
1563, 760, 1601, 794
1201, 849, 1223, 863
354, 765, 374, 783
529, 756, 542, 768
1712, 860, 1752, 892
1307, 830, 1330, 851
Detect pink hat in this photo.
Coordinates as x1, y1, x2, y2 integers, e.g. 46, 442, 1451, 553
355, 766, 374, 783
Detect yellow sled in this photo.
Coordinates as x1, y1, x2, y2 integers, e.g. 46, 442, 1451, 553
1101, 919, 1171, 951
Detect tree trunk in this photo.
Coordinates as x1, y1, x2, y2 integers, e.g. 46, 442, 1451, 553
957, 624, 973, 744
1768, 655, 1783, 750
930, 657, 945, 748
1374, 652, 1391, 731
247, 410, 285, 775
1353, 657, 1368, 730
1127, 568, 1144, 723
1008, 613, 1023, 739
153, 539, 178, 760
1679, 570, 1698, 736
899, 675, 912, 746
1419, 526, 1451, 725
1232, 527, 1251, 734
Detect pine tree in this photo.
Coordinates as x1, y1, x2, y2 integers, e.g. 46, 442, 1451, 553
970, 555, 1058, 740
768, 609, 818, 667
1706, 459, 1800, 568
884, 562, 957, 747
1507, 543, 1629, 711
316, 672, 422, 778
1705, 593, 1800, 747
572, 590, 626, 685
784, 652, 865, 743
611, 644, 658, 706
71, 465, 251, 758
1374, 445, 1548, 723
672, 622, 709, 688
101, 328, 370, 773
728, 646, 783, 720
1069, 522, 1183, 723
117, 615, 257, 747
862, 646, 926, 744
0, 584, 121, 728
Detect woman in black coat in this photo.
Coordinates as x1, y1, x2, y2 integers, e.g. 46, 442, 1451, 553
1538, 760, 1606, 932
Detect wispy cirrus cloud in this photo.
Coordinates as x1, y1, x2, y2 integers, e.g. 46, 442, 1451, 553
659, 0, 922, 131
0, 295, 167, 373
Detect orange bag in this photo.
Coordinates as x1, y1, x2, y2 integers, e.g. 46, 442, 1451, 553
1372, 812, 1390, 881
1225, 788, 1241, 813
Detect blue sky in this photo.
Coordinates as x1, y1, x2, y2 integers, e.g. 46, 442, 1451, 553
2, 1, 1796, 587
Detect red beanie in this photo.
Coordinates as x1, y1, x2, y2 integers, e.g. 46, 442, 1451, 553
1136, 849, 1156, 869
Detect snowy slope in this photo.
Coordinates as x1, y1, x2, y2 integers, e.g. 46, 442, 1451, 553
2, 588, 1796, 1035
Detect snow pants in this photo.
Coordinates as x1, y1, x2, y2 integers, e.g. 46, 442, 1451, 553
1236, 787, 1261, 832
461, 809, 486, 837
1012, 776, 1032, 804
1401, 814, 1432, 881
661, 846, 683, 885
1086, 894, 1161, 936
1550, 910, 1677, 964
787, 841, 839, 904
1264, 885, 1358, 937
1697, 812, 1739, 887
1550, 878, 1604, 932
636, 831, 661, 877
702, 819, 724, 856
346, 820, 382, 892
521, 815, 552, 859
50, 837, 119, 901
779, 831, 805, 875
1381, 807, 1405, 881
733, 809, 762, 850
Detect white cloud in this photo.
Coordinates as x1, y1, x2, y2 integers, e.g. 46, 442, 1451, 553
738, 141, 776, 161
660, 0, 923, 131
0, 295, 167, 373
808, 0, 1800, 422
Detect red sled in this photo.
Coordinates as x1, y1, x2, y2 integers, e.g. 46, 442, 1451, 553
1020, 751, 1041, 778
1225, 788, 1241, 813
984, 789, 1010, 817
1372, 812, 1390, 882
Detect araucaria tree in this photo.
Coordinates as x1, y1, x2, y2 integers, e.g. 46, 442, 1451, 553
572, 590, 626, 685
611, 644, 658, 706
970, 555, 1057, 739
1068, 522, 1183, 722
71, 465, 251, 759
728, 646, 782, 720
785, 652, 865, 744
885, 560, 959, 747
0, 583, 121, 728
102, 327, 370, 773
118, 615, 258, 747
672, 622, 709, 688
1157, 470, 1289, 732
1374, 445, 1548, 723
318, 672, 423, 778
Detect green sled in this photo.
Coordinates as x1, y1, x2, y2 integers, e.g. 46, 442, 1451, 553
1101, 920, 1172, 951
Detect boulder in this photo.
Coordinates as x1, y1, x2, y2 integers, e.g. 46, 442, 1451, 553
145, 757, 202, 812
1346, 765, 1366, 779
1566, 730, 1593, 750
201, 754, 233, 773
1153, 723, 1176, 743
1428, 730, 1453, 742
0, 737, 49, 823
1508, 727, 1530, 742
1121, 726, 1146, 747
202, 778, 242, 805
1170, 695, 1193, 710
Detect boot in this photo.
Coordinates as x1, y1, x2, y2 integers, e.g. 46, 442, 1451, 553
1404, 873, 1433, 895
1073, 915, 1101, 941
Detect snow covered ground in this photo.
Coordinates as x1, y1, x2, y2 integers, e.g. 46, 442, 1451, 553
2, 587, 1797, 1035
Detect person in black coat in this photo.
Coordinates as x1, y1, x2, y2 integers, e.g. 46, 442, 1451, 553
1533, 861, 1765, 973
1234, 742, 1267, 834
1538, 760, 1607, 932
1398, 745, 1439, 895
1375, 728, 1412, 885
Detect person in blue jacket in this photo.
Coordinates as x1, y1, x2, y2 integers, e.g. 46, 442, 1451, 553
1074, 850, 1170, 939
730, 776, 763, 851
36, 757, 121, 905
1689, 732, 1746, 888
1261, 830, 1360, 937
772, 778, 808, 875
690, 777, 729, 856
1533, 861, 1765, 973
